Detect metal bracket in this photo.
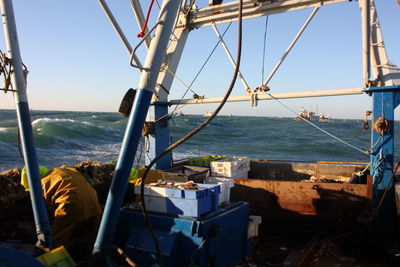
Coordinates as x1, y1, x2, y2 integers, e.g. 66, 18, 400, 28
363, 85, 400, 93
130, 22, 161, 70
251, 93, 258, 107
0, 88, 17, 92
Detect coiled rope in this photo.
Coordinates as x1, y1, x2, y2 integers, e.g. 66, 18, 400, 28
368, 117, 390, 196
366, 116, 390, 155
374, 116, 390, 136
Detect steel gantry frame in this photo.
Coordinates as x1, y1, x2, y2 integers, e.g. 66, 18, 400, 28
1, 0, 399, 263
98, 0, 400, 233
97, 0, 399, 173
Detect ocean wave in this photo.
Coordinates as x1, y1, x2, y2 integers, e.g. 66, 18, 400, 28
30, 117, 122, 143
32, 117, 76, 126
0, 140, 16, 152
1, 111, 398, 170
34, 142, 146, 168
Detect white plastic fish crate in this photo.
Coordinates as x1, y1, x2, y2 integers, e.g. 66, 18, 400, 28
134, 184, 220, 217
210, 157, 250, 178
204, 176, 235, 205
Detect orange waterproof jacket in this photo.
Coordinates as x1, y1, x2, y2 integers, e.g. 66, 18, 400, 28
41, 166, 102, 247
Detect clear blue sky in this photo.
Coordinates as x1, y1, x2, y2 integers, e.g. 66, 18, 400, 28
0, 0, 399, 119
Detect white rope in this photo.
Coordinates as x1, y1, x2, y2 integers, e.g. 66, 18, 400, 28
165, 68, 196, 93
266, 93, 368, 156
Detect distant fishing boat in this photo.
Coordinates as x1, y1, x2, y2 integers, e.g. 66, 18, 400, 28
296, 108, 332, 121
318, 113, 332, 121
175, 111, 184, 116
295, 108, 319, 121
203, 111, 213, 117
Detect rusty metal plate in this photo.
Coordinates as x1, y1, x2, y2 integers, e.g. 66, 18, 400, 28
231, 178, 372, 231
233, 179, 370, 215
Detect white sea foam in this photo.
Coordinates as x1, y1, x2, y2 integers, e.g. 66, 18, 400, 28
173, 150, 204, 160
82, 121, 94, 126
0, 127, 9, 133
31, 117, 76, 126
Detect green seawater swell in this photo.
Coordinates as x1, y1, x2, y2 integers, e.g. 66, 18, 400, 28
1, 109, 398, 171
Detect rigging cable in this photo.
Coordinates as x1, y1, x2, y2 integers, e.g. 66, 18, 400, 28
261, 16, 269, 84
157, 0, 198, 106
139, 0, 243, 265
154, 99, 196, 123
266, 93, 368, 156
165, 68, 198, 96
170, 21, 233, 116
164, 0, 185, 49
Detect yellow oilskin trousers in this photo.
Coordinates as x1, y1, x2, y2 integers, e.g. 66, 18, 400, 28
41, 166, 102, 248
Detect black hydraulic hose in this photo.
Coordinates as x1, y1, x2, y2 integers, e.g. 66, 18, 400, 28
139, 0, 244, 265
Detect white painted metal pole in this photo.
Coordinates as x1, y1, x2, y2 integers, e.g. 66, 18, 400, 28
263, 6, 319, 86
361, 0, 370, 85
94, 0, 181, 255
98, 0, 132, 54
1, 2, 26, 104
130, 0, 151, 49
0, 0, 53, 248
189, 0, 346, 29
98, 0, 143, 70
212, 23, 251, 91
168, 87, 364, 105
368, 1, 398, 86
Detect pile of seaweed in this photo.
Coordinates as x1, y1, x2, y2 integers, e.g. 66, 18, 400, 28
0, 160, 135, 243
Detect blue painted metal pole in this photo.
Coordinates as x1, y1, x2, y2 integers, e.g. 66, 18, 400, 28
93, 0, 181, 256
366, 85, 400, 234
145, 27, 190, 170
0, 0, 52, 248
146, 103, 173, 170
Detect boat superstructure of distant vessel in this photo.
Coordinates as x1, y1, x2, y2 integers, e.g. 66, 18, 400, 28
203, 111, 213, 117
295, 108, 319, 121
318, 113, 332, 121
296, 108, 332, 121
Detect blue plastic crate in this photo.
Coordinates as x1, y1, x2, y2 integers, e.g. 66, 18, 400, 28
198, 184, 220, 211
114, 202, 250, 267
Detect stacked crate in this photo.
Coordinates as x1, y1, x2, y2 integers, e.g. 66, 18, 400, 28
134, 184, 220, 217
210, 157, 250, 178
204, 176, 235, 205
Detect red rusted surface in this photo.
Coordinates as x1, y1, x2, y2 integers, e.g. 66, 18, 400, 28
249, 160, 368, 181
231, 178, 371, 231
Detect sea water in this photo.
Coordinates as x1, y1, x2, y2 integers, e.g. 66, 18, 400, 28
1, 109, 398, 171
